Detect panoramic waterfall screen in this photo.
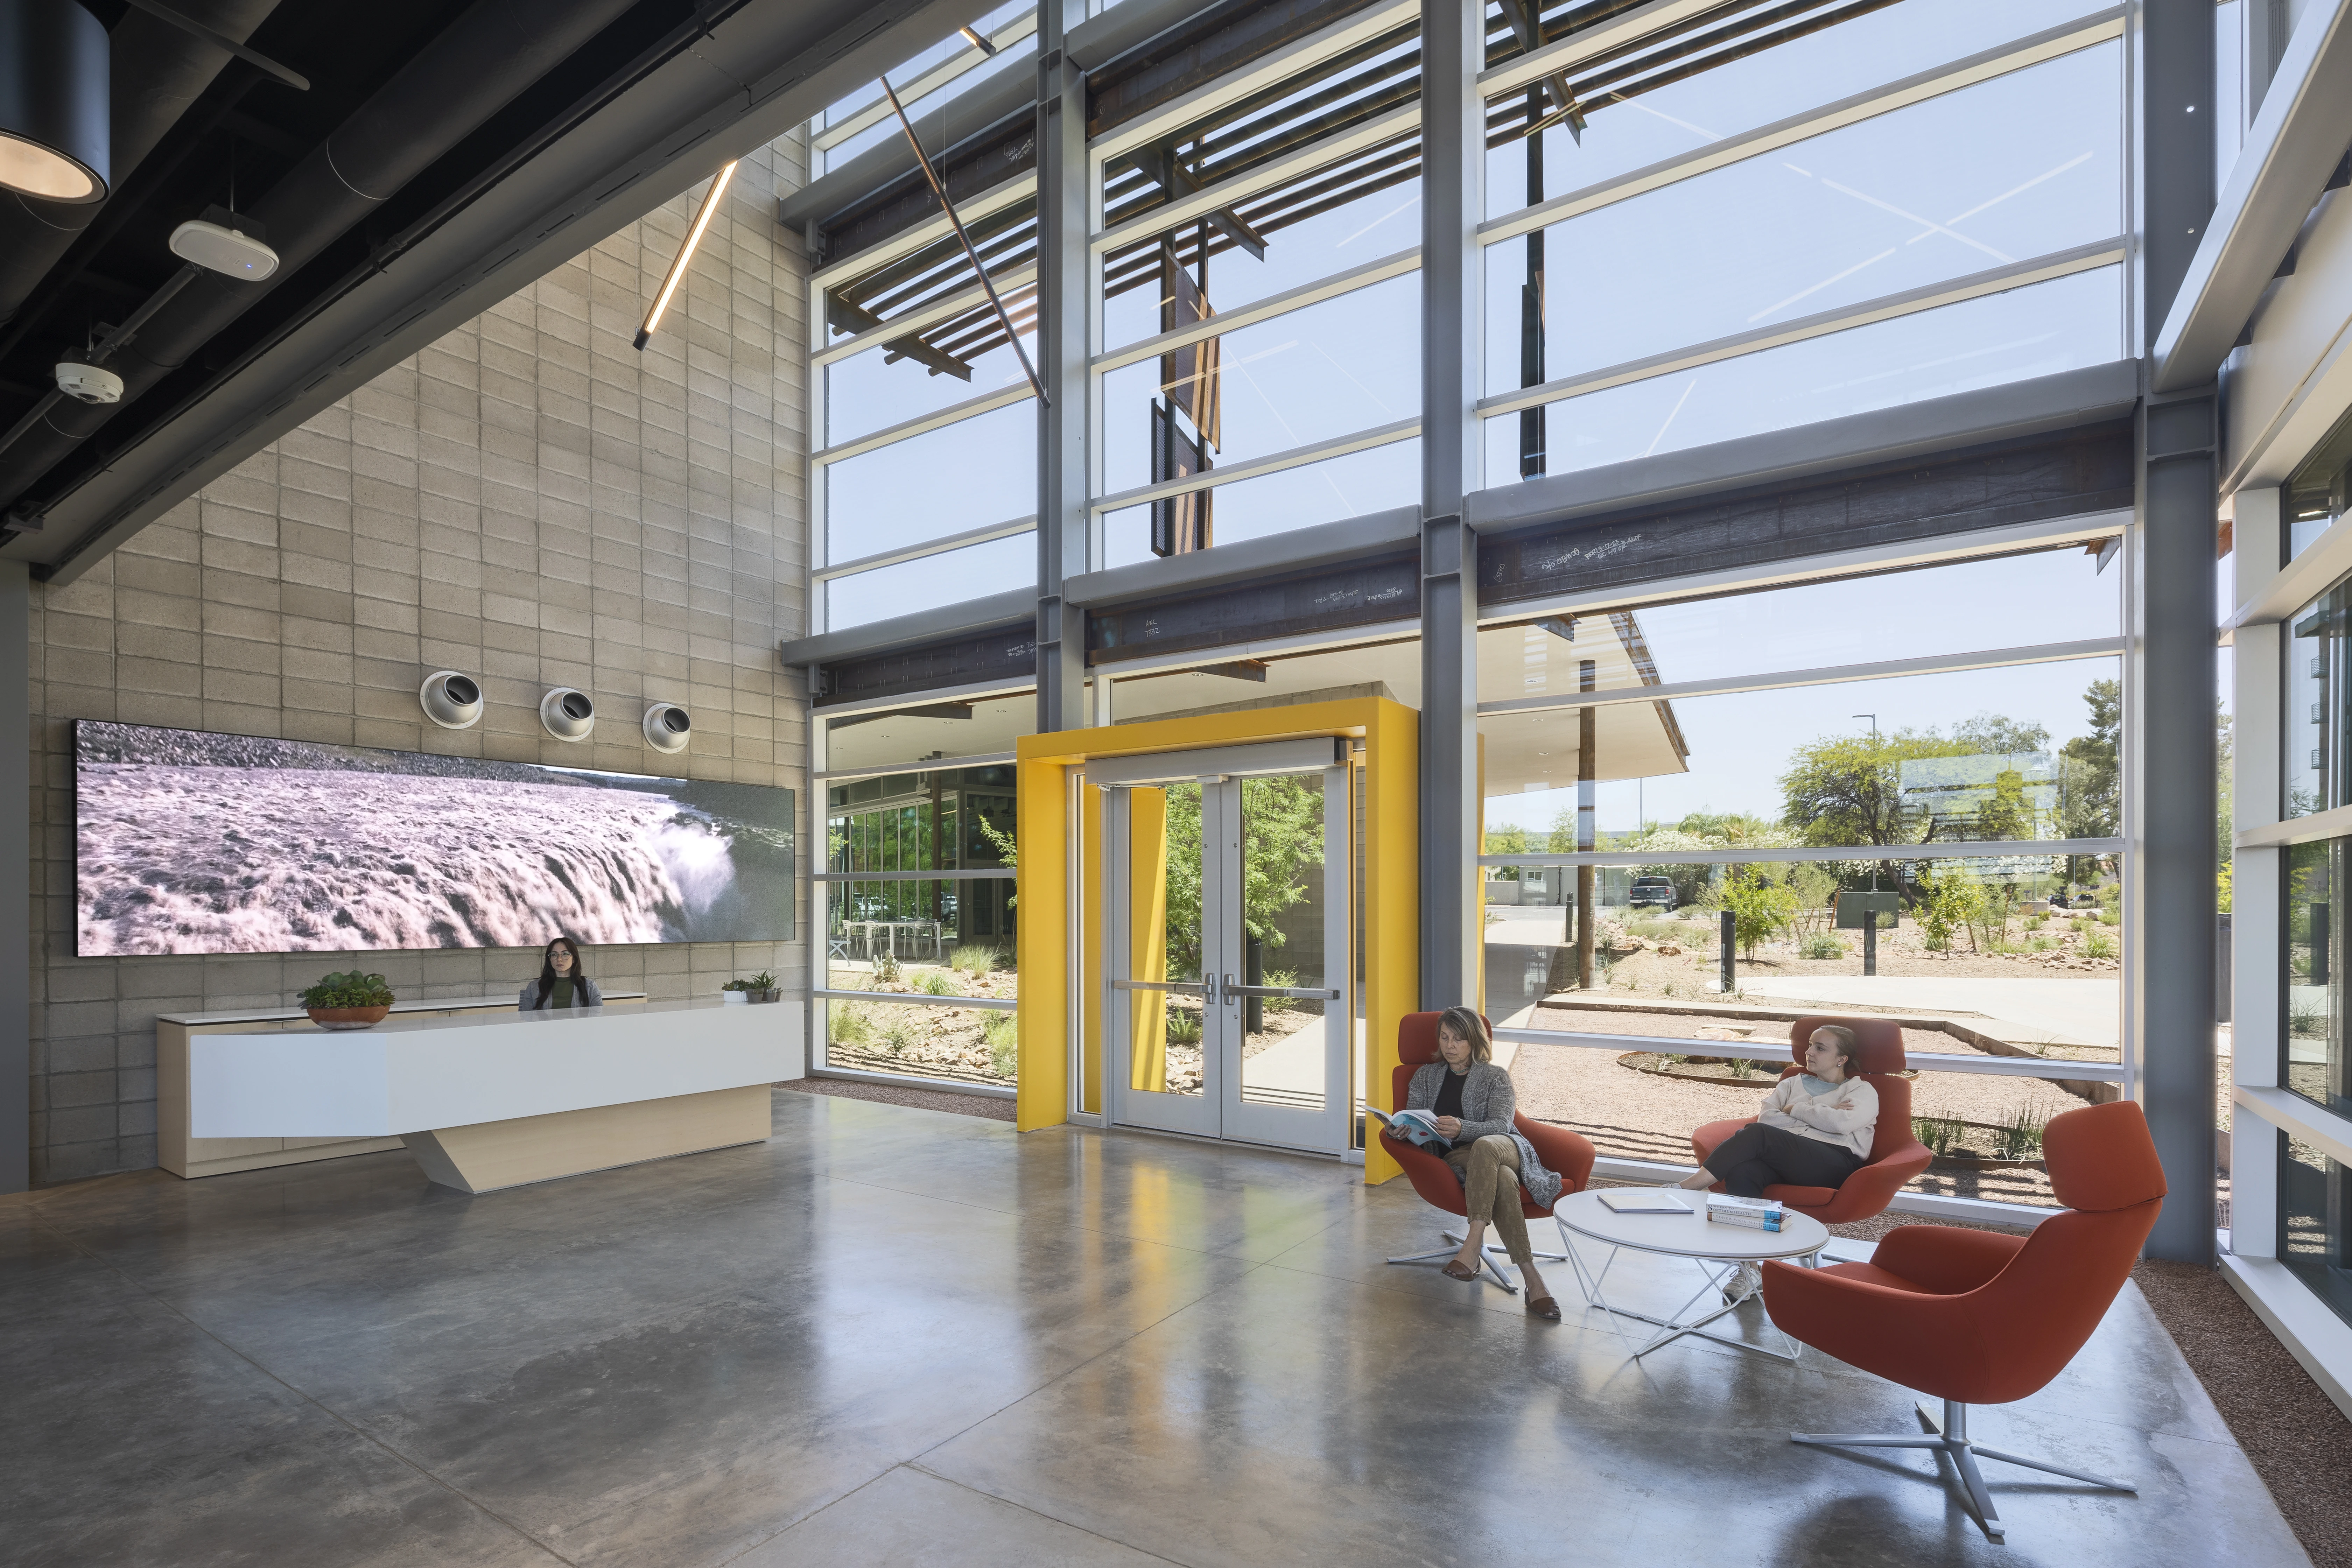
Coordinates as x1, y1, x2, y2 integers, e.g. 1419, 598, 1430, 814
73, 721, 796, 955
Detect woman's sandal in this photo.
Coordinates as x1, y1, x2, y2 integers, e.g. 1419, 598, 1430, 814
1525, 1294, 1562, 1321
1440, 1259, 1480, 1281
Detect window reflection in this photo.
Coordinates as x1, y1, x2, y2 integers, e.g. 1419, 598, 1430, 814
2286, 404, 2352, 563
2285, 839, 2347, 1117
2286, 576, 2352, 818
2282, 1136, 2352, 1329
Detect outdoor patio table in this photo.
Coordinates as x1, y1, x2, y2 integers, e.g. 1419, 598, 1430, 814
1553, 1189, 1831, 1362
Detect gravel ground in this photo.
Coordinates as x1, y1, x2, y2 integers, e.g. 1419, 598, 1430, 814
778, 1076, 1014, 1121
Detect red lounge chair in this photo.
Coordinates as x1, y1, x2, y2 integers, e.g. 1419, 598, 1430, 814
1759, 1099, 2167, 1543
1687, 1014, 1932, 1225
1380, 1011, 1596, 1292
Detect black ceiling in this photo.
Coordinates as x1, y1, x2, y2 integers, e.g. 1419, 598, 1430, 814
1, 0, 995, 583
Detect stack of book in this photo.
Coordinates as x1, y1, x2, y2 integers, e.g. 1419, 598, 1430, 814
1706, 1194, 1785, 1232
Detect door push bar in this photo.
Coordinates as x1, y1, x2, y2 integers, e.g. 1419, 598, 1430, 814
1221, 975, 1341, 1002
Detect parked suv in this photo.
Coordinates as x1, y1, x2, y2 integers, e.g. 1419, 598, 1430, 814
1628, 876, 1677, 911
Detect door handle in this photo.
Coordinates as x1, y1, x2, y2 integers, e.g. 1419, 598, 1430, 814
1221, 978, 1340, 1000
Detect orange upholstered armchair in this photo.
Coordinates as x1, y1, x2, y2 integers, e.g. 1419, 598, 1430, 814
1687, 1014, 1932, 1225
1758, 1099, 2168, 1544
1381, 1011, 1596, 1292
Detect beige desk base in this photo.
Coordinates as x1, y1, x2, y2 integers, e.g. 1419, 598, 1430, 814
158, 995, 649, 1180
401, 1084, 772, 1193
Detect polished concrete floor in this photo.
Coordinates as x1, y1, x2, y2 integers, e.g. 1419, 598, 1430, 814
3, 1089, 2310, 1568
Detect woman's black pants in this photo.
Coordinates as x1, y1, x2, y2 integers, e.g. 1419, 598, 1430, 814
1704, 1123, 1865, 1197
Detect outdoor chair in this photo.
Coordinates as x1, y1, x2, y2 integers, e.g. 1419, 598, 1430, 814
1382, 1011, 1596, 1291
1687, 1014, 1932, 1226
1758, 1099, 2165, 1543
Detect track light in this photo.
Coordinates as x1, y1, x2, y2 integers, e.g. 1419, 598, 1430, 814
958, 24, 999, 56
634, 160, 737, 350
0, 0, 110, 203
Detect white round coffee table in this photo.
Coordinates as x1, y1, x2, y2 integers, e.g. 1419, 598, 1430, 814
1553, 1189, 1831, 1361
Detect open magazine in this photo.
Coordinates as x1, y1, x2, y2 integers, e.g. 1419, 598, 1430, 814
1365, 1105, 1451, 1151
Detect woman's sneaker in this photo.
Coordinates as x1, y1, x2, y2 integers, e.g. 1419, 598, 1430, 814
1720, 1261, 1763, 1303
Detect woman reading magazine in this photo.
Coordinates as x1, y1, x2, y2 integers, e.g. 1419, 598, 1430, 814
1398, 1007, 1565, 1321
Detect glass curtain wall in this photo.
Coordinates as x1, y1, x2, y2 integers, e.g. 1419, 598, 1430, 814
1478, 541, 2127, 1208
1476, 0, 2126, 483
1092, 15, 1427, 567
812, 690, 1038, 1087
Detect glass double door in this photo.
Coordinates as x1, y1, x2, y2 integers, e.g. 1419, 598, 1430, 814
1103, 743, 1351, 1154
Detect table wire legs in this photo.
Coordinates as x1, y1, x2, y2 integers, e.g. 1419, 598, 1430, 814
1791, 1397, 2135, 1545
1385, 1228, 1570, 1294
1557, 1217, 1808, 1362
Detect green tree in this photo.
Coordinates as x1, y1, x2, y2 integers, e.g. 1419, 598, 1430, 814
1159, 778, 1326, 978
1916, 865, 1986, 951
2059, 677, 2120, 888
1950, 713, 2052, 755
1779, 727, 1969, 894
1483, 823, 1529, 880
1721, 868, 1798, 959
1968, 766, 2036, 843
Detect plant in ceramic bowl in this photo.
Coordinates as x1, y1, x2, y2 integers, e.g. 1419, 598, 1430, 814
300, 970, 394, 1030
723, 971, 782, 1004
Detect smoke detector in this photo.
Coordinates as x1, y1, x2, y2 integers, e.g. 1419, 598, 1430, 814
169, 218, 278, 280
54, 361, 120, 404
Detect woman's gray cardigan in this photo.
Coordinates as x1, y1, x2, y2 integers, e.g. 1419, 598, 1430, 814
518, 976, 603, 1010
1404, 1060, 1563, 1208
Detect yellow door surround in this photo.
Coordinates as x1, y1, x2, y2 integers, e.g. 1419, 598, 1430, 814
1014, 696, 1419, 1184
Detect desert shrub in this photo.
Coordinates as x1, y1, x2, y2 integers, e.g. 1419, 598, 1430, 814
982, 1011, 1018, 1077
1994, 1106, 2049, 1160
1917, 868, 1985, 952
1721, 869, 1798, 958
950, 945, 1001, 977
2027, 936, 2056, 952
1800, 933, 1846, 960
870, 949, 901, 984
2083, 930, 2117, 959
2025, 914, 2046, 931
2290, 1004, 2327, 1037
829, 1002, 873, 1045
1261, 967, 1300, 1012
1914, 1114, 1966, 1156
2071, 916, 2094, 935
916, 969, 959, 997
1164, 1007, 1203, 1045
1727, 1055, 1758, 1080
881, 1009, 918, 1053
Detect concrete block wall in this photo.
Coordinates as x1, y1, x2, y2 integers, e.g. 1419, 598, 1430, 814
24, 140, 810, 1186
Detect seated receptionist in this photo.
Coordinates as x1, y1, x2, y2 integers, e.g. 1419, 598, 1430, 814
1407, 1005, 1565, 1320
519, 936, 603, 1010
1673, 1024, 1877, 1197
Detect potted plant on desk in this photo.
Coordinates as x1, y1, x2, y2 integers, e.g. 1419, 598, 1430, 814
300, 970, 395, 1030
722, 971, 782, 1004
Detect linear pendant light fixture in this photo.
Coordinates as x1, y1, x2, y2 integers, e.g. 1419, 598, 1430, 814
634, 159, 738, 350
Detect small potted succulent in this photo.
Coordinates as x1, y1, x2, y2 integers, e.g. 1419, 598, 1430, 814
722, 971, 782, 1004
300, 970, 395, 1030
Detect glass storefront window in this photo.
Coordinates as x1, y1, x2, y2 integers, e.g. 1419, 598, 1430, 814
1100, 273, 1420, 494
1482, 43, 2121, 397
2282, 1135, 2352, 1328
1480, 265, 2122, 480
824, 295, 1039, 447
2286, 404, 2352, 562
1099, 437, 1418, 569
1480, 0, 2099, 221
825, 533, 1035, 632
2285, 576, 2352, 818
2284, 837, 2346, 1115
1477, 548, 2119, 702
824, 400, 1037, 565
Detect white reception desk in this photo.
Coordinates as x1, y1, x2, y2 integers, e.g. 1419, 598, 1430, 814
171, 997, 803, 1192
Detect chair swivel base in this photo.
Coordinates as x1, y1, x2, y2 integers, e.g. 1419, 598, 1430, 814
1792, 1397, 2135, 1543
1387, 1228, 1569, 1294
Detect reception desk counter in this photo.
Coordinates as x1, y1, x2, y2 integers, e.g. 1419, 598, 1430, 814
163, 995, 803, 1190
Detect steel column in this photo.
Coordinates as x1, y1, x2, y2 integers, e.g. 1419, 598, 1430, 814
2131, 0, 2218, 1263
1419, 0, 1482, 1008
0, 562, 26, 1191
1035, 0, 1090, 734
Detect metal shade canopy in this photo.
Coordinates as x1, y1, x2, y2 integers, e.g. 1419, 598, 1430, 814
0, 0, 108, 203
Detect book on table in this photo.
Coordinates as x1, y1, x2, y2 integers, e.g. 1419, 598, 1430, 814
1706, 1194, 1785, 1232
1597, 1188, 1692, 1215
